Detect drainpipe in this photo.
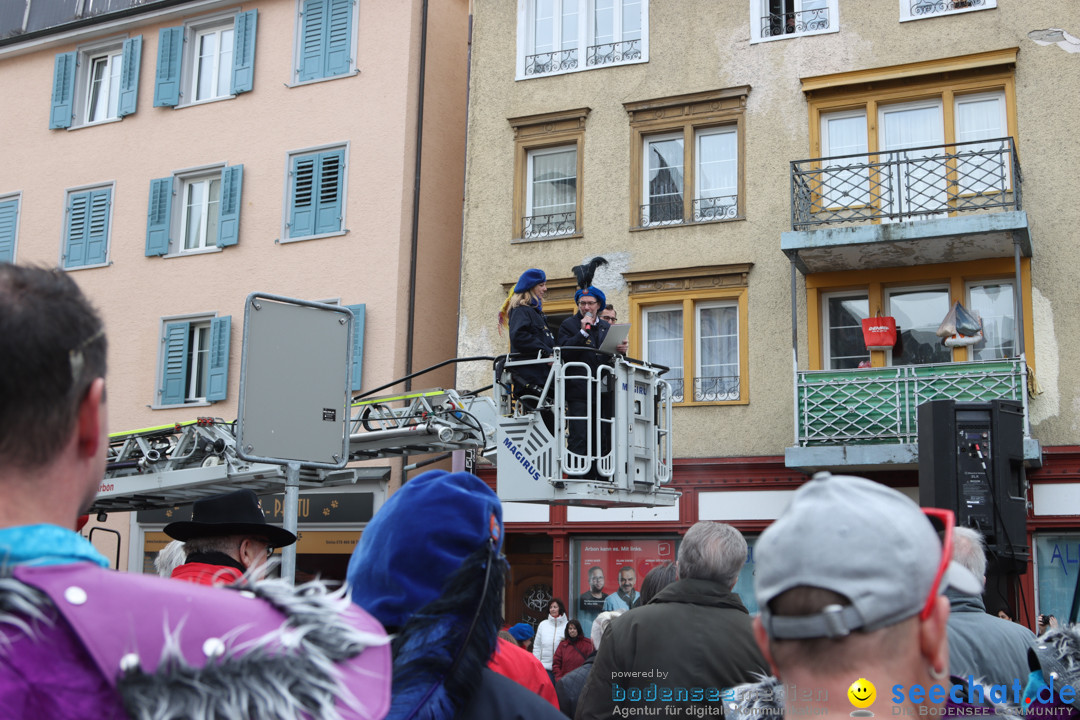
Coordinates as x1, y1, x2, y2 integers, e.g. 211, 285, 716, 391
405, 0, 429, 394
791, 258, 799, 448
400, 0, 429, 482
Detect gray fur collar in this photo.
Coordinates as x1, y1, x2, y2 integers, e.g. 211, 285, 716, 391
1, 570, 389, 720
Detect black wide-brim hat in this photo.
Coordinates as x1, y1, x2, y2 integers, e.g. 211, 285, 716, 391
164, 489, 297, 547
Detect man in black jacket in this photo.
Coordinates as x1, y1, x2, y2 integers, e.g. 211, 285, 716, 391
575, 522, 768, 719
556, 286, 626, 479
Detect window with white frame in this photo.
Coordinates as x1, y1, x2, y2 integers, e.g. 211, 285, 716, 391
50, 36, 142, 129
525, 145, 578, 238
145, 165, 244, 257
157, 313, 231, 407
285, 146, 346, 241
640, 126, 739, 226
510, 108, 587, 242
518, 0, 648, 79
642, 304, 685, 400
886, 285, 952, 366
695, 301, 740, 401
293, 0, 358, 83
0, 194, 20, 264
627, 88, 747, 230
635, 284, 749, 405
967, 280, 1017, 360
62, 184, 113, 269
818, 90, 1008, 220
154, 11, 256, 107
822, 292, 870, 369
750, 0, 837, 43
900, 0, 996, 22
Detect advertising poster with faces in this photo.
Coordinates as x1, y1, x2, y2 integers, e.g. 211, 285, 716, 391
571, 537, 679, 638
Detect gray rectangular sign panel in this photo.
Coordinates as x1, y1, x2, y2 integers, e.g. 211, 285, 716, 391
237, 294, 352, 468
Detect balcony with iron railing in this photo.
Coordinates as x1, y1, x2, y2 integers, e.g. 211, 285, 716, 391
788, 359, 1040, 468
783, 137, 1030, 274
783, 137, 1039, 469
637, 195, 739, 229
910, 0, 987, 17
586, 39, 641, 67
524, 48, 579, 76
521, 211, 577, 240
663, 375, 740, 404
761, 6, 831, 38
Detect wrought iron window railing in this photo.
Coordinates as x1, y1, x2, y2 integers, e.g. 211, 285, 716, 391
525, 49, 579, 76
639, 195, 739, 228
522, 212, 577, 239
693, 196, 738, 222
795, 359, 1027, 446
761, 6, 831, 38
586, 39, 641, 66
662, 376, 741, 403
910, 0, 985, 16
790, 137, 1021, 230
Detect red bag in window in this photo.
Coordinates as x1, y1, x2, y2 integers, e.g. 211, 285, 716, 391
861, 316, 897, 351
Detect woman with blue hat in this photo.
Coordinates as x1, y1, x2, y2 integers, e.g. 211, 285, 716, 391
498, 268, 555, 406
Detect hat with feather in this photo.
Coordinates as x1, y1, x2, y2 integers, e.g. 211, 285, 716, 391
572, 256, 608, 310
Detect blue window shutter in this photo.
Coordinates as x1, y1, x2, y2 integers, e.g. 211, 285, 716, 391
206, 315, 231, 402
314, 149, 344, 235
232, 10, 257, 94
154, 26, 184, 107
289, 153, 317, 238
0, 200, 17, 263
64, 191, 90, 268
324, 0, 353, 77
50, 52, 76, 129
298, 0, 327, 81
161, 322, 190, 406
118, 36, 142, 117
217, 165, 243, 247
346, 304, 365, 391
145, 177, 173, 256
84, 188, 111, 265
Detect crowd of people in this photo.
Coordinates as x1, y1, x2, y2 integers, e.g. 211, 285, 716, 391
2, 262, 1075, 720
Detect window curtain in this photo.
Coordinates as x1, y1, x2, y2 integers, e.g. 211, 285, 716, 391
646, 308, 684, 399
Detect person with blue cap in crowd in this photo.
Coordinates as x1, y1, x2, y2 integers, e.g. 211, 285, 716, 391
497, 268, 554, 412
508, 622, 536, 650
557, 257, 627, 479
347, 470, 564, 720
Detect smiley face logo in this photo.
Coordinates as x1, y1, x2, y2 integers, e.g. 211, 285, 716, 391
848, 678, 876, 710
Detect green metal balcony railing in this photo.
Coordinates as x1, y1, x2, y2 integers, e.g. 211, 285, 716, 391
796, 359, 1028, 446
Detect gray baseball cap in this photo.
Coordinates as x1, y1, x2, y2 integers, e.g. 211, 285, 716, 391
756, 472, 982, 640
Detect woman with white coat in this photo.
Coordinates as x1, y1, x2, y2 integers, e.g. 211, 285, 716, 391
533, 597, 568, 680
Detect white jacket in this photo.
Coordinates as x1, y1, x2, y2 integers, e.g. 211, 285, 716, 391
532, 614, 567, 670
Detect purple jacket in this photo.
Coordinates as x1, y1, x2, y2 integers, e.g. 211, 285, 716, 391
0, 562, 391, 720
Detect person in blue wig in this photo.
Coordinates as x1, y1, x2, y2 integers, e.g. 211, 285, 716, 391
497, 268, 555, 412
347, 470, 564, 720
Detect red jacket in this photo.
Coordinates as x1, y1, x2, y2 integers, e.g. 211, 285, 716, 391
171, 562, 244, 586
487, 637, 559, 708
553, 637, 594, 680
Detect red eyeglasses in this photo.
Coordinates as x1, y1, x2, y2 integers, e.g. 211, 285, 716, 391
920, 507, 955, 621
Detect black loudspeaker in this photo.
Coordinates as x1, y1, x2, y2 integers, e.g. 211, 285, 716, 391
918, 399, 1029, 573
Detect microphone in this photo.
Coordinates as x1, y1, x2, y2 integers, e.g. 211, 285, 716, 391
583, 312, 594, 331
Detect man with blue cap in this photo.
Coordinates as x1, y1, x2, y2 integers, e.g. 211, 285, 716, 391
557, 257, 626, 479
347, 470, 564, 720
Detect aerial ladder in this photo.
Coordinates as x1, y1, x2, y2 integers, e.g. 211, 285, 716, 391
92, 293, 679, 578
94, 350, 678, 512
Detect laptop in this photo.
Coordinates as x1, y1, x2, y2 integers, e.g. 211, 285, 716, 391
598, 323, 630, 354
